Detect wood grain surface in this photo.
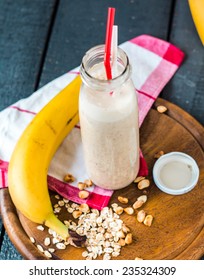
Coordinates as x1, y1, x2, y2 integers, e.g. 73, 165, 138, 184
0, 0, 203, 261
0, 98, 203, 260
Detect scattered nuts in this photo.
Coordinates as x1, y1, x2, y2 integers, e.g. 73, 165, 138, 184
64, 173, 75, 183
137, 195, 147, 203
78, 182, 87, 190
157, 105, 167, 113
138, 179, 150, 190
133, 200, 144, 209
137, 210, 146, 223
78, 203, 90, 213
133, 195, 147, 209
118, 238, 126, 246
154, 150, 164, 159
114, 206, 124, 215
125, 233, 133, 245
118, 196, 128, 204
134, 176, 145, 183
72, 210, 82, 219
143, 214, 153, 227
124, 207, 134, 215
84, 179, 93, 187
78, 190, 89, 199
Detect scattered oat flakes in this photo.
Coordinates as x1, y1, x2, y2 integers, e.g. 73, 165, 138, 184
44, 237, 51, 246
44, 250, 52, 258
56, 242, 66, 250
58, 200, 65, 207
36, 225, 44, 231
48, 248, 55, 253
67, 207, 74, 213
30, 236, 35, 243
37, 244, 44, 253
122, 224, 130, 233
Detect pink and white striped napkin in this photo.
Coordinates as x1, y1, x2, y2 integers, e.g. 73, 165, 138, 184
0, 35, 184, 210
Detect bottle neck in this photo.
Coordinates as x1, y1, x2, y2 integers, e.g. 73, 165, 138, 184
80, 45, 131, 92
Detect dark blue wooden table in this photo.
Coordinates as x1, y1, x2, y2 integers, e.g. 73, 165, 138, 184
0, 0, 203, 260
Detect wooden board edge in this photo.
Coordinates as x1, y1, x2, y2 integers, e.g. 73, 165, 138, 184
0, 189, 47, 260
154, 98, 204, 150
174, 226, 204, 260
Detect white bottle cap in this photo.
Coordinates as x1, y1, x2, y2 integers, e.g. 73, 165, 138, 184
153, 152, 199, 195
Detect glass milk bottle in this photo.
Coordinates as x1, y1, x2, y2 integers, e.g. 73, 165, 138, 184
79, 45, 139, 190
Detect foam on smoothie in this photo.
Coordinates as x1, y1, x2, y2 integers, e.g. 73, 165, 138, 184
80, 63, 136, 123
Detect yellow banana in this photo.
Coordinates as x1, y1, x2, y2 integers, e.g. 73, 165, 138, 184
8, 75, 85, 244
189, 0, 204, 45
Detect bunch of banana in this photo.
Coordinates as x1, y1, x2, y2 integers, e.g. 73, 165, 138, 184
8, 75, 86, 246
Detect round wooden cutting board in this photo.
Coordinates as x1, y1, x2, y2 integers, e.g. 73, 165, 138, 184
0, 98, 204, 260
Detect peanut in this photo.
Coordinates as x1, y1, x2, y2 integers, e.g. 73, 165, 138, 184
118, 196, 128, 204
134, 176, 145, 183
133, 200, 144, 209
78, 203, 90, 213
64, 173, 75, 183
84, 179, 93, 187
124, 207, 134, 215
78, 190, 89, 199
114, 206, 124, 215
72, 210, 82, 219
137, 210, 146, 223
118, 238, 126, 246
143, 214, 153, 227
125, 233, 133, 245
78, 182, 87, 190
154, 150, 164, 159
157, 105, 167, 113
138, 179, 150, 190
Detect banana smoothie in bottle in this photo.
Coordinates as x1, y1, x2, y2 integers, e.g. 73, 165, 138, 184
79, 45, 139, 190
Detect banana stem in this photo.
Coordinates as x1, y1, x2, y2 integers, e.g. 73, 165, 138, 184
44, 213, 69, 241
